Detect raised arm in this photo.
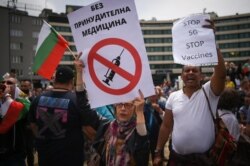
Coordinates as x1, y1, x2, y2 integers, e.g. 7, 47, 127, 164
134, 89, 147, 136
210, 48, 226, 95
74, 53, 101, 132
74, 52, 85, 91
203, 19, 226, 95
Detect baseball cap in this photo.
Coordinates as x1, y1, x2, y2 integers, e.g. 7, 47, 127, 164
55, 66, 74, 83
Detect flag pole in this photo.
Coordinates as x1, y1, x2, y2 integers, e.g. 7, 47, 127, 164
66, 45, 77, 60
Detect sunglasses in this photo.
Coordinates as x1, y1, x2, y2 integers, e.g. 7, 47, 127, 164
1, 80, 14, 85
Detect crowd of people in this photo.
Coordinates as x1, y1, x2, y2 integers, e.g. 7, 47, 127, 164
1, 19, 250, 166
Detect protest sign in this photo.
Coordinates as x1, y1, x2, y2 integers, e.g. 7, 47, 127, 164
172, 14, 218, 66
68, 0, 154, 108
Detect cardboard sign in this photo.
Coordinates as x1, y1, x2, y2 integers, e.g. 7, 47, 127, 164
67, 0, 155, 108
172, 14, 218, 66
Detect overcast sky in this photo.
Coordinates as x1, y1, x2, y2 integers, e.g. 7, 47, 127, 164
1, 0, 250, 20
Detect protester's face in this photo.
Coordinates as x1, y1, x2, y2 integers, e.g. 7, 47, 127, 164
35, 88, 43, 96
181, 66, 202, 88
241, 82, 250, 93
20, 81, 31, 95
149, 95, 158, 103
115, 101, 135, 122
2, 78, 16, 94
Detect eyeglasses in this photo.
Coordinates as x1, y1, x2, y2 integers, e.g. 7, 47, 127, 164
116, 103, 134, 109
1, 80, 14, 85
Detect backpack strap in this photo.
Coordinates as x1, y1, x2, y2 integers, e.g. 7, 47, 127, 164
202, 87, 217, 123
219, 112, 230, 118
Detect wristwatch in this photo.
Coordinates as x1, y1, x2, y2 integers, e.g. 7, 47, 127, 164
154, 149, 162, 156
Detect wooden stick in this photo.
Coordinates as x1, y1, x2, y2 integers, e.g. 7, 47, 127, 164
66, 45, 77, 60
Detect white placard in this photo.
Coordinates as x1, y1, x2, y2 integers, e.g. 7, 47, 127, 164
67, 0, 155, 108
172, 13, 218, 66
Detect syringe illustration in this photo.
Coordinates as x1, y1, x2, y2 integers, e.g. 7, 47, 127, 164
103, 49, 125, 86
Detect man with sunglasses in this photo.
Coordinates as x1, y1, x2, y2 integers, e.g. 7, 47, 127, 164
0, 78, 30, 166
1, 77, 19, 99
1, 80, 15, 85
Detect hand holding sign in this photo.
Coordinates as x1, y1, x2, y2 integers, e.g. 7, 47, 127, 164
74, 52, 87, 90
172, 14, 218, 66
203, 19, 216, 33
68, 0, 155, 108
74, 52, 84, 73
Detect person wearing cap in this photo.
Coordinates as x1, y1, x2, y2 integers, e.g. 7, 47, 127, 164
28, 65, 101, 166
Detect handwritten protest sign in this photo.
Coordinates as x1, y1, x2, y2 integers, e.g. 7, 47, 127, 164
67, 0, 154, 108
172, 14, 218, 66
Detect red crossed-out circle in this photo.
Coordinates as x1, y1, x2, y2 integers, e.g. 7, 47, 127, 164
88, 38, 142, 95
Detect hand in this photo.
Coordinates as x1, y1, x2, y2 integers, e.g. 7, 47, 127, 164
151, 103, 159, 109
240, 124, 246, 134
203, 19, 215, 34
4, 84, 11, 96
133, 89, 145, 115
74, 52, 86, 90
0, 84, 11, 101
153, 155, 163, 166
74, 52, 84, 73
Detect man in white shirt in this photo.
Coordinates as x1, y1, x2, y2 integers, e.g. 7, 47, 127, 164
153, 20, 226, 165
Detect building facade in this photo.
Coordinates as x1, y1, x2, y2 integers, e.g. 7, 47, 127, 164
0, 6, 10, 78
141, 13, 250, 84
0, 6, 43, 87
1, 4, 250, 86
45, 8, 250, 85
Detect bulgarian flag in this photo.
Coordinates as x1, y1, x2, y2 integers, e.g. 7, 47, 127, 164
33, 20, 69, 80
0, 87, 30, 134
0, 98, 24, 134
14, 87, 31, 120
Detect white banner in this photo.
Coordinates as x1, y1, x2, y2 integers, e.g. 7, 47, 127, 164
67, 0, 155, 108
172, 13, 218, 66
